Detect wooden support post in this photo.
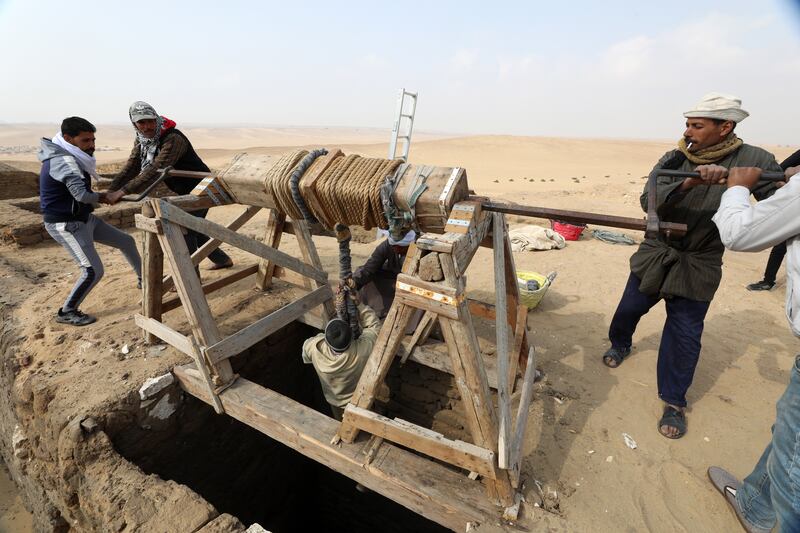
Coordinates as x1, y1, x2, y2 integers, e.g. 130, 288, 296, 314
256, 209, 286, 290
292, 219, 335, 323
142, 226, 163, 345
492, 213, 512, 470
153, 200, 235, 387
438, 306, 515, 506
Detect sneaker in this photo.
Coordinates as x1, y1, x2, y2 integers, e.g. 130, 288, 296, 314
746, 280, 775, 291
55, 308, 97, 326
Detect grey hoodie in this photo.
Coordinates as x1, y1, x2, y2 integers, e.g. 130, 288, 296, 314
38, 138, 99, 206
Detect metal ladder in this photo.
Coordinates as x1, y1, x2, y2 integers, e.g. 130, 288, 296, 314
388, 88, 418, 161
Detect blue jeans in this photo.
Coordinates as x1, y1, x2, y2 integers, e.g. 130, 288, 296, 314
608, 273, 710, 407
737, 355, 800, 531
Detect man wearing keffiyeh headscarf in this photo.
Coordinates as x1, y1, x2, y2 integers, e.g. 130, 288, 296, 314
107, 101, 234, 271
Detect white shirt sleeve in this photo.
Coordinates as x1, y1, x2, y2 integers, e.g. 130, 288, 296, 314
713, 177, 800, 252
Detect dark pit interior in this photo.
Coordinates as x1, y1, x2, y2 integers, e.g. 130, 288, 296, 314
110, 321, 448, 533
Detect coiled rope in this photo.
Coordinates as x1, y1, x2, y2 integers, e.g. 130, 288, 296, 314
263, 149, 404, 230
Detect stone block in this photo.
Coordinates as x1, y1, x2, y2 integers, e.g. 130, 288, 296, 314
139, 373, 175, 400
418, 252, 444, 282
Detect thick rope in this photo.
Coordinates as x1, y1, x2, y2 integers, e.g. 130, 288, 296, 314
263, 150, 403, 230
334, 224, 361, 340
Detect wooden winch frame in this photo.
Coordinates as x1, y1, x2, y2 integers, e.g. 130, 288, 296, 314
134, 170, 535, 529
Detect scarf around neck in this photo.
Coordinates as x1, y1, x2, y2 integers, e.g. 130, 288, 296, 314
678, 133, 743, 165
52, 133, 97, 178
136, 116, 176, 170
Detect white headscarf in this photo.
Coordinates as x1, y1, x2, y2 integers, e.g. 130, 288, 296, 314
52, 132, 97, 178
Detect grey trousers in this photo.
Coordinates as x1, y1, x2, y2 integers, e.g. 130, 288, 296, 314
45, 215, 142, 312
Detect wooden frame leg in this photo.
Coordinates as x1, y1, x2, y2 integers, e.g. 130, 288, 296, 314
439, 307, 515, 506
256, 209, 286, 290
154, 201, 235, 387
142, 230, 163, 345
292, 219, 335, 322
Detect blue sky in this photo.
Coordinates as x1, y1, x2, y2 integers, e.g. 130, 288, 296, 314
1, 0, 799, 143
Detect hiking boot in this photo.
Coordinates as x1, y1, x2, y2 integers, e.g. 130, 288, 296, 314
55, 308, 96, 326
746, 280, 775, 291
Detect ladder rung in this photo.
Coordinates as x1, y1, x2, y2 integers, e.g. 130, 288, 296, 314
401, 113, 414, 119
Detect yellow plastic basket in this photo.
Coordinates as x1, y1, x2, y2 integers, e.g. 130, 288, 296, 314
516, 271, 557, 310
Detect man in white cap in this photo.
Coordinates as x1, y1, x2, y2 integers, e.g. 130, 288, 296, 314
106, 101, 234, 271
353, 229, 416, 319
600, 93, 782, 439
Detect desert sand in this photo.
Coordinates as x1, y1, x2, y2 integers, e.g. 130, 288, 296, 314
0, 124, 797, 532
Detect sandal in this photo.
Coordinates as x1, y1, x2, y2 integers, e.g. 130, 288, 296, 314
602, 346, 631, 368
658, 405, 687, 439
707, 467, 771, 533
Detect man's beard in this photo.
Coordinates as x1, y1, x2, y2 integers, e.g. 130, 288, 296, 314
83, 148, 95, 156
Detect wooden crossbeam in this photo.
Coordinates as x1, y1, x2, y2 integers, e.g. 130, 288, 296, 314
205, 285, 333, 364
343, 405, 498, 480
134, 314, 194, 356
156, 199, 327, 284
162, 205, 261, 292
162, 264, 259, 313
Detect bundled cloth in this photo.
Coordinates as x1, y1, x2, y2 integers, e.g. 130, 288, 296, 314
509, 225, 566, 252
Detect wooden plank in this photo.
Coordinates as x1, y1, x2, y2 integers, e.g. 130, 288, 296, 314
510, 346, 536, 489
407, 341, 500, 390
135, 214, 162, 234
153, 201, 234, 386
394, 291, 459, 320
205, 285, 333, 363
157, 200, 328, 284
134, 314, 194, 356
142, 229, 163, 344
163, 205, 261, 292
165, 169, 215, 179
162, 265, 259, 313
292, 219, 335, 322
400, 310, 437, 364
343, 405, 498, 480
438, 312, 515, 506
256, 209, 285, 290
492, 213, 512, 470
173, 366, 512, 532
454, 210, 492, 276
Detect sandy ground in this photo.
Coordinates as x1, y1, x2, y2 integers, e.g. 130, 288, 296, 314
0, 125, 798, 532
